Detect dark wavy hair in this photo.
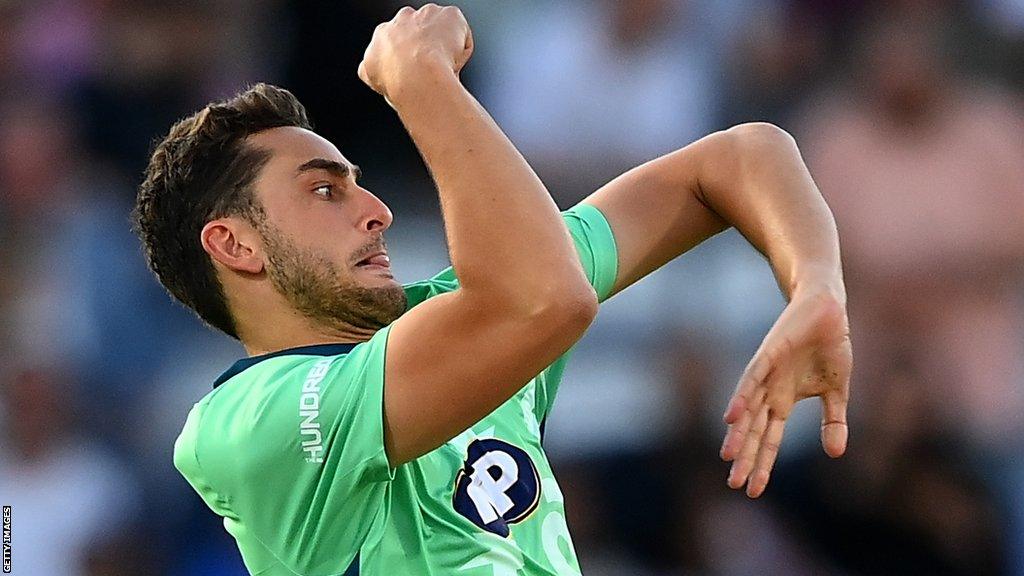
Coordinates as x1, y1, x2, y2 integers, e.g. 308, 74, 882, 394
134, 83, 312, 338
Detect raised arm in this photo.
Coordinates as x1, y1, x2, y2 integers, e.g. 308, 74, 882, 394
359, 5, 597, 466
582, 122, 852, 498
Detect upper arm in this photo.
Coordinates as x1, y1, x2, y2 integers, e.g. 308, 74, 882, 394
382, 283, 596, 466
581, 132, 734, 298
392, 208, 618, 432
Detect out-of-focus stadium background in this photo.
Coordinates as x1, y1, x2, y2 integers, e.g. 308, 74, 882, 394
1, 0, 1023, 574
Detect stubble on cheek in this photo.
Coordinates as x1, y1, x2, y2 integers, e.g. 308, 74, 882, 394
260, 226, 407, 332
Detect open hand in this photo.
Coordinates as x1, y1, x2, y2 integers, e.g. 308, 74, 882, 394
720, 291, 852, 498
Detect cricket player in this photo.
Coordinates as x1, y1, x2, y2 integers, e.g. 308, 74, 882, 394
135, 5, 851, 575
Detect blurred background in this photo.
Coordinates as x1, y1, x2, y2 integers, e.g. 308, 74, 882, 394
1, 0, 1023, 574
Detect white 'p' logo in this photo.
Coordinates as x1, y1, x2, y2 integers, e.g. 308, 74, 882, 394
453, 438, 541, 537
466, 450, 519, 524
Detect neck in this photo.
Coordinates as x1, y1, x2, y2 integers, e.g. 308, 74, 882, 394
232, 295, 376, 357
241, 330, 373, 357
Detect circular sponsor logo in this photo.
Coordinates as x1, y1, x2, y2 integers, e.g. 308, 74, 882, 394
452, 438, 541, 537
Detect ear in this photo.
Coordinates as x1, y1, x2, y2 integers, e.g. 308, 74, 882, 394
201, 218, 265, 275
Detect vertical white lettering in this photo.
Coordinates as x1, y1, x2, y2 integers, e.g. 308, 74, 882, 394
299, 359, 332, 464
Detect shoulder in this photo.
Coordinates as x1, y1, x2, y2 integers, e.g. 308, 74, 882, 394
180, 331, 393, 482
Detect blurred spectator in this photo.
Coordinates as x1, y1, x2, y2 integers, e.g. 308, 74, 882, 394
798, 8, 1024, 450
0, 0, 102, 93
477, 0, 732, 203
772, 354, 1007, 575
0, 92, 200, 409
0, 93, 99, 369
797, 8, 1024, 573
720, 1, 830, 126
0, 367, 145, 575
658, 334, 828, 576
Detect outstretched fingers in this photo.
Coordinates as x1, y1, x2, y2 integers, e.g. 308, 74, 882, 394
721, 386, 765, 461
721, 354, 771, 461
745, 416, 786, 498
727, 403, 768, 489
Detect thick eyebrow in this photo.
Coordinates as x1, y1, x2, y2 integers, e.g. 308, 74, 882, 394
295, 158, 361, 180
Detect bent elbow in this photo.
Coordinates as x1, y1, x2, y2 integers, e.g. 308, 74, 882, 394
469, 279, 598, 330
722, 122, 802, 174
726, 122, 795, 146
528, 283, 598, 336
561, 285, 599, 329
733, 119, 794, 140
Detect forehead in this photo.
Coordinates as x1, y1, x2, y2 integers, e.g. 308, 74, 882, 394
247, 125, 352, 180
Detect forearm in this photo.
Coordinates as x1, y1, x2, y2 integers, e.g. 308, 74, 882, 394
390, 60, 594, 308
698, 123, 844, 301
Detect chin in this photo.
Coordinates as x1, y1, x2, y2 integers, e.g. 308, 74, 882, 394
355, 263, 395, 278
359, 270, 399, 288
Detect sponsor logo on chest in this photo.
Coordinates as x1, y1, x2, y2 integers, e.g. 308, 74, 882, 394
452, 438, 541, 537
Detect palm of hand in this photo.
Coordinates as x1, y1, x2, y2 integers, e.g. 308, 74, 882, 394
719, 293, 852, 498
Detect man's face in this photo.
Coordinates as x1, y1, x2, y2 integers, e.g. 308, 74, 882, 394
245, 126, 406, 333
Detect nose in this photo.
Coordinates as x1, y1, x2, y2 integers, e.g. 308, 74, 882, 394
357, 186, 393, 233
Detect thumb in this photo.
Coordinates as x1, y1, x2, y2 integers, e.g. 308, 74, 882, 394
357, 60, 370, 87
458, 23, 474, 72
820, 390, 849, 458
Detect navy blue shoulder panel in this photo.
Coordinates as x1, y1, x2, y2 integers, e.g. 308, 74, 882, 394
343, 554, 359, 576
212, 343, 360, 389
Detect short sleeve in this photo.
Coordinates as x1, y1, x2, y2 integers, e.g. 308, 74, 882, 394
395, 205, 619, 425
536, 204, 620, 421
561, 202, 619, 302
188, 326, 395, 575
401, 204, 620, 308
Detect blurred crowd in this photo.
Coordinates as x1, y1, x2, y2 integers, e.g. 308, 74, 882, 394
1, 1, 1023, 575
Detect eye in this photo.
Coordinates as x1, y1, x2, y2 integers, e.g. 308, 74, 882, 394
312, 183, 333, 198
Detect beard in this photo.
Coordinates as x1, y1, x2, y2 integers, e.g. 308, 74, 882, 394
257, 221, 407, 334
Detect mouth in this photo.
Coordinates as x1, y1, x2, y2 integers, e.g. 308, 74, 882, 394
355, 250, 391, 270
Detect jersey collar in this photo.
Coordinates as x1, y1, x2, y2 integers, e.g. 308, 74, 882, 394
212, 343, 359, 389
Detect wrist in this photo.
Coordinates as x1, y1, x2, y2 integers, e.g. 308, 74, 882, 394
384, 54, 460, 108
787, 265, 846, 306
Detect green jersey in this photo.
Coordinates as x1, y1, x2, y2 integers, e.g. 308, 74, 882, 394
174, 204, 619, 576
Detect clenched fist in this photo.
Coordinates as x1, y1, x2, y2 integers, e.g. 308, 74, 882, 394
358, 4, 474, 103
